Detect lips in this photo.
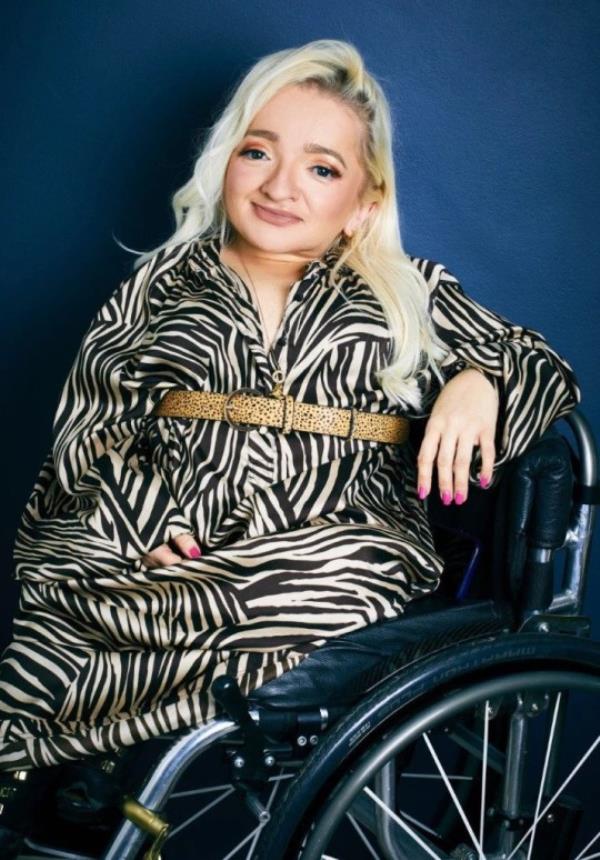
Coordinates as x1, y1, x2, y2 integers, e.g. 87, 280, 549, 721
252, 202, 301, 225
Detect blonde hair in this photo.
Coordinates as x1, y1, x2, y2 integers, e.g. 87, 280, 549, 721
123, 39, 449, 411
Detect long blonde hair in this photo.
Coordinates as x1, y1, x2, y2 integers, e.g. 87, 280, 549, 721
123, 39, 449, 411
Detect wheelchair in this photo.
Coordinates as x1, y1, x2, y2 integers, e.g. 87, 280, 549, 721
10, 407, 600, 860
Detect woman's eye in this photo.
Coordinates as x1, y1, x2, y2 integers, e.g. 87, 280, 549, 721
312, 165, 341, 180
239, 147, 266, 160
238, 148, 340, 180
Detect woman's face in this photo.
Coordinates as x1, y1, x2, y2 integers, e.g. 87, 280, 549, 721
222, 83, 377, 260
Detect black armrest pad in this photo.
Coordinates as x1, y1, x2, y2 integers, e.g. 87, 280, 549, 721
505, 430, 573, 549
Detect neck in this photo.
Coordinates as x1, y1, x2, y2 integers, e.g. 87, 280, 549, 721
222, 235, 319, 286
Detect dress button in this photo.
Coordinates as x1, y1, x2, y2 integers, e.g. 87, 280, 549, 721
258, 425, 268, 435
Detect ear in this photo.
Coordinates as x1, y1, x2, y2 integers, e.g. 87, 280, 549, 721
342, 200, 379, 238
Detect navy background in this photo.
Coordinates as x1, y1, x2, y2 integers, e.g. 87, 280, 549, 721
1, 0, 598, 851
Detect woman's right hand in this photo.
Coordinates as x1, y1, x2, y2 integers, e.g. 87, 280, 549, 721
141, 532, 202, 569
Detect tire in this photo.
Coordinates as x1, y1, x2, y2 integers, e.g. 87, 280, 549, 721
254, 632, 600, 860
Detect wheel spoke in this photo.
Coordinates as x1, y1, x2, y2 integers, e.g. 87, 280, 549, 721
221, 823, 263, 860
167, 786, 235, 839
399, 772, 473, 782
347, 811, 381, 859
506, 733, 600, 860
575, 830, 600, 860
244, 773, 283, 860
363, 785, 444, 860
423, 733, 483, 857
526, 692, 562, 860
399, 809, 443, 840
170, 782, 232, 798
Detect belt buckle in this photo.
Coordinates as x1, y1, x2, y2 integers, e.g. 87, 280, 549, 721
223, 387, 262, 431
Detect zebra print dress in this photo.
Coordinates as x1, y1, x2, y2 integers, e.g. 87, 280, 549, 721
0, 231, 580, 770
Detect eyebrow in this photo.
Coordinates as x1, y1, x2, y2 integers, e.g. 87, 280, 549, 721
244, 128, 347, 170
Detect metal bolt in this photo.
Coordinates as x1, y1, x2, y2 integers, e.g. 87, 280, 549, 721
233, 755, 245, 769
297, 735, 308, 747
309, 735, 319, 746
546, 813, 555, 824
531, 702, 539, 713
264, 754, 276, 767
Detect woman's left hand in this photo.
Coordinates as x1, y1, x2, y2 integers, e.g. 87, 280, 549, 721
416, 367, 499, 504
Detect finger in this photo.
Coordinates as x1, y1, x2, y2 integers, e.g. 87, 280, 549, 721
416, 424, 442, 499
453, 433, 476, 504
436, 431, 459, 505
143, 544, 183, 570
478, 432, 496, 488
173, 532, 202, 559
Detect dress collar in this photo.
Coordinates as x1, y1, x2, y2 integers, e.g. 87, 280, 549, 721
188, 229, 346, 292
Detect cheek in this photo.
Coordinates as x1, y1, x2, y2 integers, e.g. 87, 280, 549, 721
226, 158, 260, 191
223, 163, 248, 203
313, 186, 357, 221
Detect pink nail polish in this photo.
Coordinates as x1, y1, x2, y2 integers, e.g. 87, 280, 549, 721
455, 492, 465, 505
441, 491, 452, 505
418, 486, 428, 500
479, 476, 490, 489
187, 546, 201, 559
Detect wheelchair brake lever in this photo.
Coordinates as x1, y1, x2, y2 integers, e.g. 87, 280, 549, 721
211, 675, 265, 745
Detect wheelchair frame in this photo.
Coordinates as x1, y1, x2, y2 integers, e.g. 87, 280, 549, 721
21, 408, 599, 860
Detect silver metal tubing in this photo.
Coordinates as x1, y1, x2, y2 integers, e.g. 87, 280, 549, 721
374, 760, 403, 860
498, 704, 528, 857
565, 410, 598, 490
550, 410, 597, 615
102, 717, 237, 860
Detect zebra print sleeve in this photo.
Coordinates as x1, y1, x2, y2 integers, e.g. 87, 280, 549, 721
50, 246, 193, 547
428, 266, 582, 488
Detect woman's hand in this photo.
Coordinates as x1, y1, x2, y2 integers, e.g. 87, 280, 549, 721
417, 367, 499, 504
141, 532, 202, 569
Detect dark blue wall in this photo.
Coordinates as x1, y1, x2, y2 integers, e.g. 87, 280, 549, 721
2, 0, 598, 825
3, 0, 598, 653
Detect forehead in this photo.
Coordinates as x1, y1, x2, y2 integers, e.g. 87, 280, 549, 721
247, 84, 364, 164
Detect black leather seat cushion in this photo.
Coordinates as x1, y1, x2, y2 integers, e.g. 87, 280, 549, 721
249, 595, 513, 710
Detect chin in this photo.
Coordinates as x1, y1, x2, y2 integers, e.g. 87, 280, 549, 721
238, 221, 302, 247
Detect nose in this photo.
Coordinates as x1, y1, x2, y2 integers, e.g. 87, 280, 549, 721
259, 159, 299, 202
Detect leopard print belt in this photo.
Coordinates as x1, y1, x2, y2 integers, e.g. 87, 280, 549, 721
153, 389, 410, 444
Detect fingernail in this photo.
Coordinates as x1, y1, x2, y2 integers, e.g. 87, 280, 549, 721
441, 491, 452, 505
418, 486, 428, 500
479, 476, 490, 489
187, 546, 201, 559
454, 492, 465, 505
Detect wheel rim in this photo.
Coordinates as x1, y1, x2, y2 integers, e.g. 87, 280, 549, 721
296, 671, 600, 860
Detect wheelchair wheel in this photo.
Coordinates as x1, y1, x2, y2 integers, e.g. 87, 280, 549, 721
255, 632, 600, 860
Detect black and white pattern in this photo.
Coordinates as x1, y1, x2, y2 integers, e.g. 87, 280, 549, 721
0, 231, 580, 770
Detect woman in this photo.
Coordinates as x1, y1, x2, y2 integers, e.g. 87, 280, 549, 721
0, 39, 580, 781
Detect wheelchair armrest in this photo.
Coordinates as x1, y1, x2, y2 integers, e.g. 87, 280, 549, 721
493, 428, 574, 616
505, 429, 574, 550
